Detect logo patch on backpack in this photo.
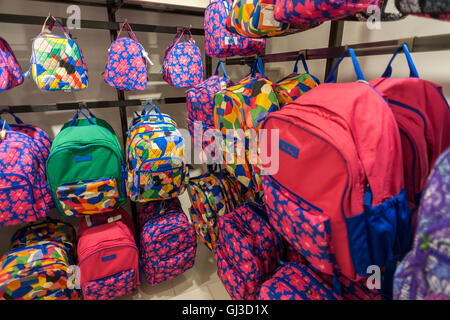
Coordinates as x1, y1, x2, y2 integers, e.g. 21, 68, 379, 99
279, 139, 299, 159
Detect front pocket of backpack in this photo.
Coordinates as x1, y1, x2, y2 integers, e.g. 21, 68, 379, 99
138, 163, 185, 201
55, 177, 119, 216
262, 176, 335, 275
84, 269, 136, 300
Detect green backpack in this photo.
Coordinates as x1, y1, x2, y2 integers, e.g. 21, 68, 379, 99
46, 107, 127, 217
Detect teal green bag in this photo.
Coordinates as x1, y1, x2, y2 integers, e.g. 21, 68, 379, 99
46, 107, 127, 217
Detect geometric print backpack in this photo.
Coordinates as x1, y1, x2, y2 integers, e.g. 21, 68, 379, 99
0, 111, 53, 228
26, 15, 88, 91
0, 37, 24, 92
274, 53, 320, 107
126, 101, 187, 202
104, 22, 152, 91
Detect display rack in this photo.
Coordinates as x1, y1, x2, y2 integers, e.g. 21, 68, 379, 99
0, 0, 210, 230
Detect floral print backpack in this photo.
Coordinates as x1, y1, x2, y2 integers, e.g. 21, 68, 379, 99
162, 28, 204, 88
394, 148, 450, 300
104, 21, 153, 91
205, 0, 266, 57
0, 37, 23, 92
140, 198, 197, 285
0, 111, 53, 228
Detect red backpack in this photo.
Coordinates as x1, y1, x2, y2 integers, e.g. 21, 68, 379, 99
370, 44, 450, 221
260, 48, 411, 285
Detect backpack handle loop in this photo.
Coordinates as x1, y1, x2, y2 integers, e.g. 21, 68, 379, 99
0, 109, 24, 124
41, 15, 71, 38
293, 53, 310, 74
381, 43, 419, 78
117, 21, 138, 43
251, 56, 265, 79
69, 109, 95, 126
214, 61, 228, 78
325, 47, 364, 83
142, 101, 164, 122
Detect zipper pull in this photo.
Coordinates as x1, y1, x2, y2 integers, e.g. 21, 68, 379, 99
142, 49, 154, 66
0, 121, 6, 140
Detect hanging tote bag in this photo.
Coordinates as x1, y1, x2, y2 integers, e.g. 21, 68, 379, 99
227, 0, 290, 38
273, 0, 378, 24
162, 28, 204, 88
104, 22, 153, 91
205, 0, 266, 57
274, 53, 320, 107
0, 37, 24, 92
27, 15, 88, 91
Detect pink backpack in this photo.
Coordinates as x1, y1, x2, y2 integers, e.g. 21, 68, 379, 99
205, 0, 265, 58
140, 199, 196, 285
370, 44, 450, 221
260, 48, 411, 284
77, 209, 140, 300
0, 37, 23, 92
215, 202, 282, 300
0, 111, 53, 228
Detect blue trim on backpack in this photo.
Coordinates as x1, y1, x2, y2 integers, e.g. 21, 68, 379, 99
325, 48, 364, 83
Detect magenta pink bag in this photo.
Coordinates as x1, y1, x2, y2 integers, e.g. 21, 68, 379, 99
0, 37, 23, 92
77, 209, 140, 300
205, 0, 265, 58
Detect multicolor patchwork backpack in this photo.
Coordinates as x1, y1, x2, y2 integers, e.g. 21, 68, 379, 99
187, 61, 234, 161
0, 37, 23, 92
215, 202, 282, 300
273, 0, 378, 24
77, 209, 140, 300
187, 169, 255, 251
205, 0, 266, 57
0, 111, 53, 228
140, 198, 196, 285
394, 148, 450, 300
0, 219, 78, 300
126, 101, 187, 202
46, 106, 127, 217
26, 15, 88, 91
275, 53, 320, 106
162, 28, 204, 88
104, 22, 153, 91
214, 57, 280, 191
370, 44, 450, 226
260, 49, 412, 286
10, 218, 76, 258
227, 0, 290, 38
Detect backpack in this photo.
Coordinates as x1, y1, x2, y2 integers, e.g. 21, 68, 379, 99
46, 106, 127, 217
138, 197, 182, 228
77, 209, 140, 300
258, 262, 342, 300
26, 15, 88, 91
0, 219, 78, 300
227, 0, 290, 38
215, 202, 282, 300
187, 170, 255, 251
214, 57, 280, 191
205, 0, 266, 57
104, 22, 152, 91
126, 101, 187, 202
0, 37, 23, 92
10, 218, 76, 258
140, 199, 196, 285
394, 148, 450, 300
0, 112, 53, 228
274, 53, 320, 107
187, 61, 234, 159
370, 44, 450, 222
162, 28, 204, 88
260, 48, 412, 283
273, 0, 378, 24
